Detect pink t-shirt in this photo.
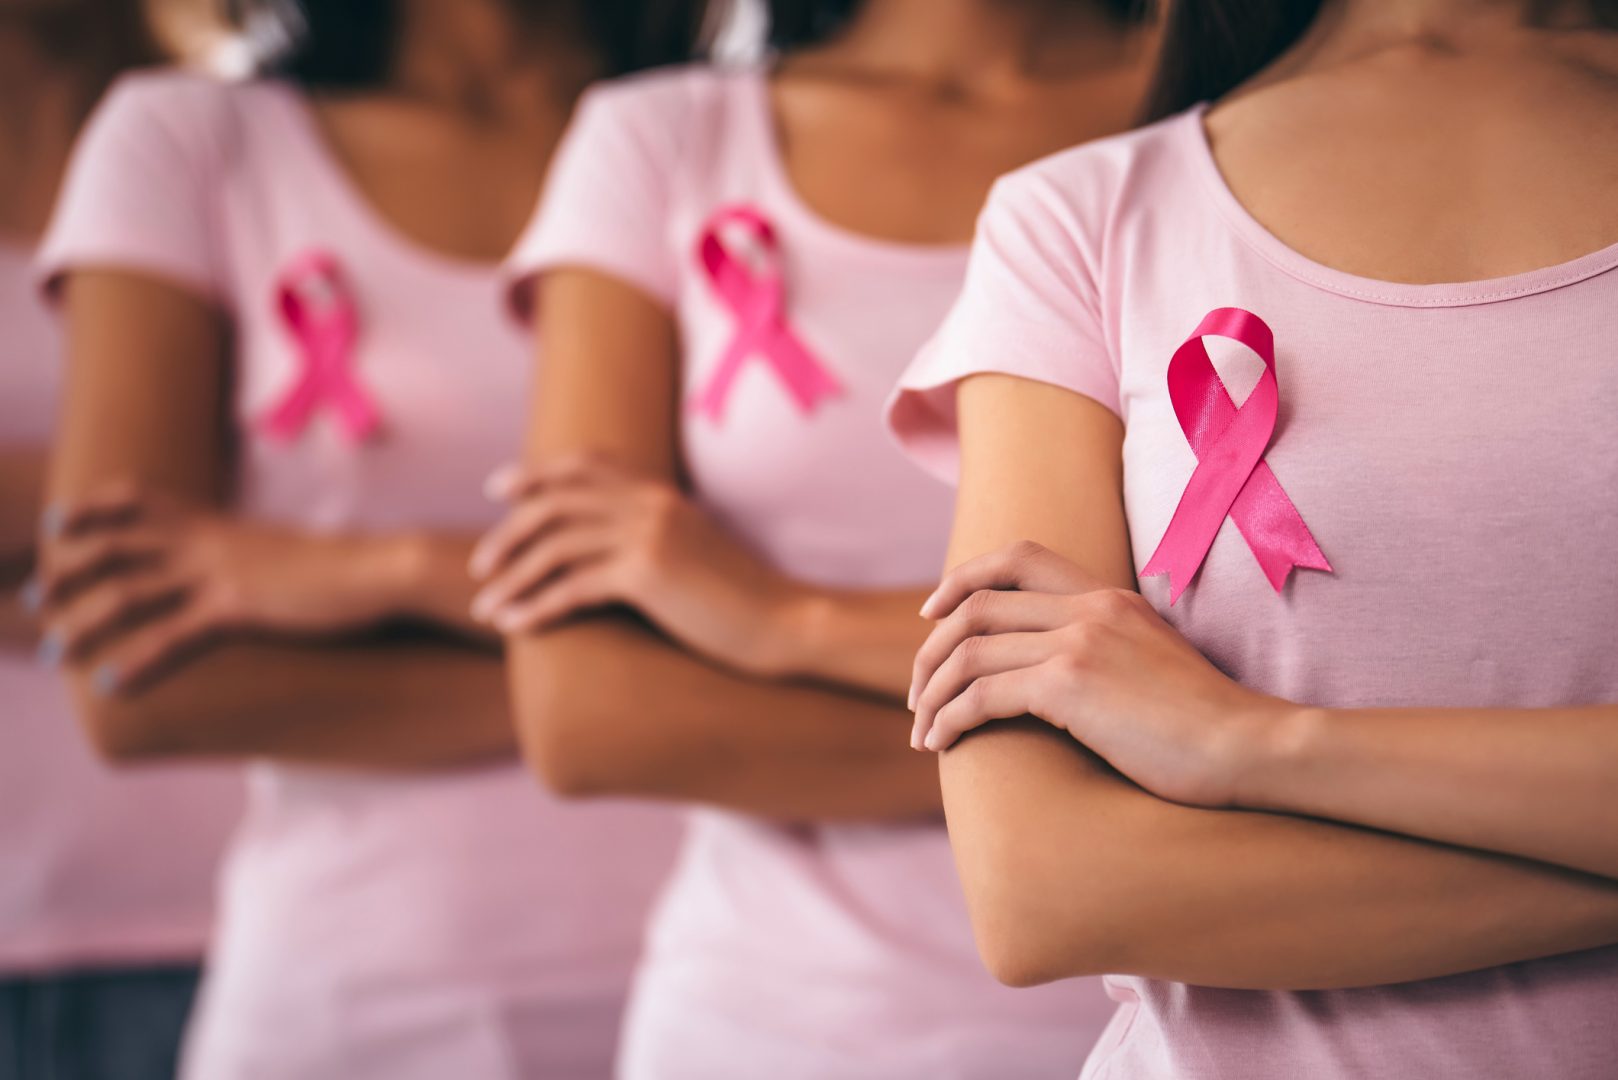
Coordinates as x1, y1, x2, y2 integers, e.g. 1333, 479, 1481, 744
888, 104, 1618, 1080
0, 241, 241, 976
38, 72, 681, 1080
505, 65, 1117, 1078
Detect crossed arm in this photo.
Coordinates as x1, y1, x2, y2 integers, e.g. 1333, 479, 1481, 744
42, 269, 515, 768
495, 269, 943, 821
930, 372, 1618, 989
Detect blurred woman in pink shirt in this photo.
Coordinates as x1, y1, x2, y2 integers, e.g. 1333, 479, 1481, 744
473, 0, 1155, 1074
0, 5, 242, 1079
35, 2, 698, 1076
888, 0, 1618, 1077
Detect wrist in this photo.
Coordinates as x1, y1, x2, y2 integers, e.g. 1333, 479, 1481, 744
750, 583, 826, 680
339, 531, 431, 621
1229, 700, 1330, 811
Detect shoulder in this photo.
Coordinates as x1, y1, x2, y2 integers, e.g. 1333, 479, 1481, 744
988, 109, 1205, 239
87, 69, 290, 164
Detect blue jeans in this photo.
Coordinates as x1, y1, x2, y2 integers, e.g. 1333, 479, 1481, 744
0, 966, 200, 1080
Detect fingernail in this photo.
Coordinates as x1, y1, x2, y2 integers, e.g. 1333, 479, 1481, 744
906, 687, 917, 711
483, 464, 520, 501
495, 611, 524, 633
35, 631, 64, 668
92, 663, 119, 696
39, 503, 65, 539
470, 594, 496, 621
18, 578, 43, 614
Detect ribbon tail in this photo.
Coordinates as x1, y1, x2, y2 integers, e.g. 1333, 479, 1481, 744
256, 377, 321, 443
1229, 462, 1333, 594
331, 383, 383, 443
689, 340, 751, 425
764, 328, 842, 415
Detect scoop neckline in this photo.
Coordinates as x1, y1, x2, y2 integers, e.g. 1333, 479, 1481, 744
1181, 103, 1618, 308
737, 69, 971, 272
267, 82, 510, 283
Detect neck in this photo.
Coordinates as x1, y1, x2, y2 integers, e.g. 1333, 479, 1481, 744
821, 0, 1141, 95
1308, 0, 1600, 56
387, 0, 598, 118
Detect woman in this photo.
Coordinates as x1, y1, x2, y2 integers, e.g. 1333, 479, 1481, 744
472, 0, 1155, 1074
36, 2, 697, 1076
888, 0, 1618, 1076
0, 5, 242, 1079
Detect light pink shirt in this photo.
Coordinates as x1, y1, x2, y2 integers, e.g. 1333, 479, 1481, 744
39, 72, 681, 1079
0, 241, 240, 976
506, 65, 1117, 1078
888, 104, 1618, 1080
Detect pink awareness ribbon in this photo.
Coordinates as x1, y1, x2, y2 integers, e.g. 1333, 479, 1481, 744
1140, 307, 1331, 604
257, 250, 382, 444
690, 205, 843, 423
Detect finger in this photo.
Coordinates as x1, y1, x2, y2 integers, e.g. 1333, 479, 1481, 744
471, 524, 618, 621
919, 541, 1105, 620
39, 572, 190, 666
37, 529, 169, 609
911, 631, 1062, 750
490, 563, 624, 634
483, 462, 526, 501
90, 602, 218, 694
924, 669, 1041, 752
468, 489, 617, 578
908, 589, 1074, 709
40, 481, 147, 540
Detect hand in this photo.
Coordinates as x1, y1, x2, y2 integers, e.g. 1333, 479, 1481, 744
36, 484, 414, 691
469, 455, 807, 677
907, 540, 1292, 808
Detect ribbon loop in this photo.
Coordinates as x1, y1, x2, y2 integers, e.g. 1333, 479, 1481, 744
1141, 307, 1331, 603
257, 250, 382, 444
690, 205, 842, 424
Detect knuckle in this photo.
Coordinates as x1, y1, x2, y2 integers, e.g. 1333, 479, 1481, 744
1008, 539, 1046, 561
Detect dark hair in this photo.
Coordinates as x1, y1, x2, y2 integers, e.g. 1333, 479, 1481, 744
225, 0, 712, 89
1142, 0, 1618, 122
15, 0, 163, 102
760, 0, 1148, 53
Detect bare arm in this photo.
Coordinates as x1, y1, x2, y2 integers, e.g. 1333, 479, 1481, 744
1237, 702, 1618, 879
937, 373, 1618, 989
504, 269, 939, 819
0, 447, 45, 648
46, 270, 515, 765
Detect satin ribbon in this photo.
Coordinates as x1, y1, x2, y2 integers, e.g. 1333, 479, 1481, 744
1141, 307, 1331, 603
257, 250, 382, 444
690, 205, 842, 423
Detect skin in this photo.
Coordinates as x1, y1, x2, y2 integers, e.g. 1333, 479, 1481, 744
0, 2, 154, 650
471, 0, 1157, 819
908, 0, 1618, 988
39, 0, 591, 765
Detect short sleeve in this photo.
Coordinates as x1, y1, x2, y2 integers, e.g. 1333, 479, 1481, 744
885, 170, 1120, 484
502, 77, 685, 322
36, 73, 227, 306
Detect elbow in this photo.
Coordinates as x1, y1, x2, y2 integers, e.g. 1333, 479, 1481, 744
71, 683, 184, 765
506, 636, 636, 800
963, 875, 1118, 990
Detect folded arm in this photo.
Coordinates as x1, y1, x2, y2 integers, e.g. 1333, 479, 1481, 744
45, 270, 515, 767
937, 373, 1618, 989
502, 268, 940, 820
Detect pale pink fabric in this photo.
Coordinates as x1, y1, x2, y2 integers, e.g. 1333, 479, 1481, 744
506, 65, 1118, 1078
38, 72, 681, 1079
0, 241, 241, 976
888, 104, 1618, 1080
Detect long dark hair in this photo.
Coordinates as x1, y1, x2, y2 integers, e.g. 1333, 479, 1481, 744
223, 0, 712, 89
1142, 0, 1618, 122
9, 0, 163, 109
760, 0, 1148, 53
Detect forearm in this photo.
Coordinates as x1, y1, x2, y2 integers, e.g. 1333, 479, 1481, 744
385, 530, 493, 640
69, 636, 516, 770
510, 614, 942, 821
771, 585, 932, 698
948, 722, 1618, 991
1239, 703, 1618, 878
